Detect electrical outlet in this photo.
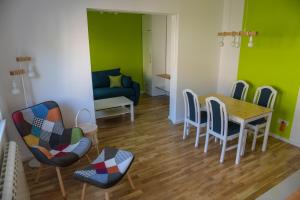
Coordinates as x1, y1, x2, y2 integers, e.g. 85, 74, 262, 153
278, 119, 289, 126
278, 118, 289, 132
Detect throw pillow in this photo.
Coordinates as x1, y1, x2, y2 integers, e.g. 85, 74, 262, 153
122, 75, 133, 88
109, 75, 122, 88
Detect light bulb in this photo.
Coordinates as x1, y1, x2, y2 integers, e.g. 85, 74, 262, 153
219, 36, 224, 47
235, 36, 241, 48
28, 63, 36, 78
248, 35, 254, 48
11, 79, 20, 95
231, 36, 236, 47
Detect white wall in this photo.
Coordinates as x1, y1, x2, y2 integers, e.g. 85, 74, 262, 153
173, 0, 224, 123
217, 0, 245, 95
0, 0, 224, 158
142, 15, 153, 95
142, 15, 168, 96
290, 88, 300, 147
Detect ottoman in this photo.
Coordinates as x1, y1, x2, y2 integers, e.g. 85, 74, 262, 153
74, 147, 135, 200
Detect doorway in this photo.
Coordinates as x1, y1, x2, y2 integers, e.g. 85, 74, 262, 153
86, 9, 179, 123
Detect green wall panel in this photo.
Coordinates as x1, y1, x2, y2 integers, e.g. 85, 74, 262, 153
87, 11, 143, 89
238, 0, 300, 138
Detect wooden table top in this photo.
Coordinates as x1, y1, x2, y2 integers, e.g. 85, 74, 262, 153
198, 94, 273, 121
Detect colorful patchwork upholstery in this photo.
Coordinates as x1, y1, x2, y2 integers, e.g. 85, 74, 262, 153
12, 101, 92, 167
73, 147, 134, 188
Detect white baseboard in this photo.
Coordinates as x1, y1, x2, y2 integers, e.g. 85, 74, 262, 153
173, 118, 184, 125
165, 119, 300, 148
270, 133, 300, 148
168, 115, 184, 125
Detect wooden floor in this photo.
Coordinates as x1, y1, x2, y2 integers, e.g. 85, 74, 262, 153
25, 95, 300, 200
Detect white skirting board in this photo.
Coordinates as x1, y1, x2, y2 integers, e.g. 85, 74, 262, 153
257, 169, 300, 200
167, 115, 300, 149
269, 133, 300, 148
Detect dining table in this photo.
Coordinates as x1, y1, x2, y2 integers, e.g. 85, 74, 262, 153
198, 93, 273, 164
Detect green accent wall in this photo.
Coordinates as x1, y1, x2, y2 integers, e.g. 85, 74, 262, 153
238, 0, 300, 138
87, 11, 143, 90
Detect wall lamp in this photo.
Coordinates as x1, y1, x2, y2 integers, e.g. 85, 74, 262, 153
9, 56, 36, 107
218, 31, 257, 48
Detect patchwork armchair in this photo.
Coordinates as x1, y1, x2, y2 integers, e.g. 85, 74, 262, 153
12, 101, 92, 198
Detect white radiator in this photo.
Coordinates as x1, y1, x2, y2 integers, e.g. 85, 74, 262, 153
0, 141, 30, 200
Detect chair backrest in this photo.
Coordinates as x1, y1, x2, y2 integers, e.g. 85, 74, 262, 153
206, 97, 228, 137
12, 101, 65, 149
253, 86, 277, 109
231, 80, 249, 101
183, 89, 201, 124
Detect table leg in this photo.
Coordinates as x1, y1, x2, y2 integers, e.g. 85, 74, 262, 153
262, 112, 272, 152
130, 103, 134, 122
241, 129, 248, 156
235, 121, 245, 165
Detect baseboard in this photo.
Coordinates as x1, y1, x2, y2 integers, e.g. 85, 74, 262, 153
170, 118, 184, 125
270, 133, 300, 148
167, 121, 300, 148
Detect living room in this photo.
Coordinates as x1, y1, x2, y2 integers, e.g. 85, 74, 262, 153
1, 0, 300, 200
89, 10, 173, 122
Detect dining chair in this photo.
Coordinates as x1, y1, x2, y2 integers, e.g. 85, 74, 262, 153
183, 89, 207, 148
247, 86, 277, 151
231, 80, 249, 101
204, 97, 246, 163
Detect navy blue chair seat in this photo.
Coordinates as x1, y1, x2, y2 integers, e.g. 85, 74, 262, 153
228, 121, 240, 136
246, 86, 277, 151
231, 80, 249, 101
183, 89, 207, 148
204, 97, 245, 163
200, 111, 207, 124
249, 118, 267, 126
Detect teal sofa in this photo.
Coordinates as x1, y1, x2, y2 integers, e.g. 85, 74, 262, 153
92, 68, 140, 105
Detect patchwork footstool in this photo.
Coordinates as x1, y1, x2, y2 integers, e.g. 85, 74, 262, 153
74, 147, 135, 200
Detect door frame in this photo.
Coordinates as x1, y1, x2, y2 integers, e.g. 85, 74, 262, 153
86, 8, 179, 123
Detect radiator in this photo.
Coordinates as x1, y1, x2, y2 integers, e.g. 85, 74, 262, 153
0, 141, 30, 200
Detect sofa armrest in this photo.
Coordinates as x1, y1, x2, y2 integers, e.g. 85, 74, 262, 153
132, 81, 140, 105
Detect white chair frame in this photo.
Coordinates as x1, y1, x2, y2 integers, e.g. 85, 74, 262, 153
247, 86, 277, 151
204, 97, 246, 163
183, 89, 207, 148
230, 80, 249, 101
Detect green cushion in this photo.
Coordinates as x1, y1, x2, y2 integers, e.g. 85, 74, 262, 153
109, 75, 122, 88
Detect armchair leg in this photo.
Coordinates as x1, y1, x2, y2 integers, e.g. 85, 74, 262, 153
127, 173, 135, 190
56, 167, 67, 199
105, 192, 110, 200
35, 164, 43, 183
81, 183, 87, 200
85, 154, 91, 162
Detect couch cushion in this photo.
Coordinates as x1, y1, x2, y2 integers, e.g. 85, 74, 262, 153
73, 147, 134, 188
109, 75, 122, 88
93, 87, 135, 100
92, 68, 121, 88
122, 75, 133, 88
